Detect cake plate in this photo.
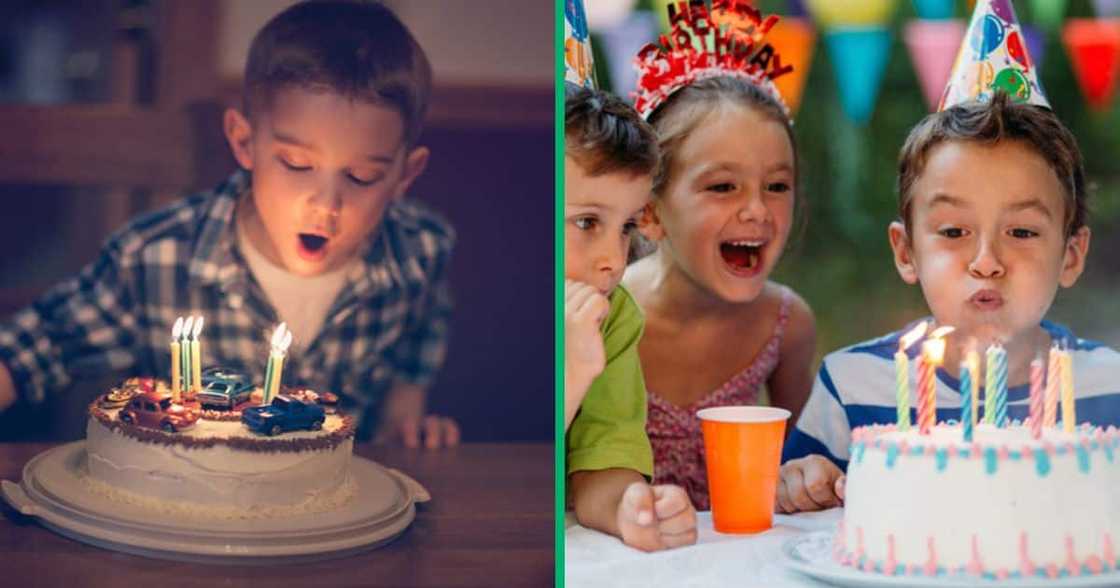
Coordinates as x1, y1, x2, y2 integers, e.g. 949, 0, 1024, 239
783, 531, 1120, 588
1, 441, 430, 564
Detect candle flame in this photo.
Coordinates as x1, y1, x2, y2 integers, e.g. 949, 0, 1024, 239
924, 337, 948, 364
900, 321, 929, 350
269, 322, 291, 351
181, 316, 195, 340
280, 330, 292, 352
929, 325, 955, 340
191, 315, 204, 339
172, 316, 184, 339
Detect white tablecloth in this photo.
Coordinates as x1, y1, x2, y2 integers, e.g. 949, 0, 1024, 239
565, 507, 842, 588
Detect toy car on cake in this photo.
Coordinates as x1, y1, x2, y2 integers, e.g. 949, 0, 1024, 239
196, 366, 255, 409
241, 395, 326, 436
118, 390, 200, 432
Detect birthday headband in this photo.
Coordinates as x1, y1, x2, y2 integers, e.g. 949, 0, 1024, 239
632, 0, 794, 120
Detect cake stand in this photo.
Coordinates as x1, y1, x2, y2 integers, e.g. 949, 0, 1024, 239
783, 531, 1120, 588
1, 441, 429, 564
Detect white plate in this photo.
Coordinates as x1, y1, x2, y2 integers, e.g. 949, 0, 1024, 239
783, 531, 1120, 588
2, 441, 429, 563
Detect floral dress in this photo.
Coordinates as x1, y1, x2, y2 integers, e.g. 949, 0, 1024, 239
645, 288, 791, 510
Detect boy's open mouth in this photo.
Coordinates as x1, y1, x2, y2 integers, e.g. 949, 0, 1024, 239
720, 239, 765, 275
297, 233, 329, 261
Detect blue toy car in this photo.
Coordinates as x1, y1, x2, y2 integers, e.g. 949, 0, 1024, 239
241, 395, 326, 436
197, 367, 255, 410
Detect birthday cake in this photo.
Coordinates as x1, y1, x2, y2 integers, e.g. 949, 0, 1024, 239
81, 376, 356, 520
838, 422, 1120, 581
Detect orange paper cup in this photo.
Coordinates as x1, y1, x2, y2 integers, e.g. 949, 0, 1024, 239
697, 406, 791, 534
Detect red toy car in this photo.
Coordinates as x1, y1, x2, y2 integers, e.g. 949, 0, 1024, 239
118, 391, 200, 433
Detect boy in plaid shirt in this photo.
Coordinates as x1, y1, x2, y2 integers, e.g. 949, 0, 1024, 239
0, 1, 459, 447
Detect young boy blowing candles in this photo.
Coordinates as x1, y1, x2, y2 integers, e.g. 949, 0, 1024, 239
0, 1, 459, 447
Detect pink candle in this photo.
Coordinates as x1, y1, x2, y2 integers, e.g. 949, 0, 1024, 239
1029, 355, 1044, 439
917, 333, 951, 435
917, 353, 933, 434
1044, 344, 1061, 427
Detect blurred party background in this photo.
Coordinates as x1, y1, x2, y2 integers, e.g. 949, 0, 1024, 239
578, 0, 1120, 366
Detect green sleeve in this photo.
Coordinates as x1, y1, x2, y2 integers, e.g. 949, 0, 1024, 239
566, 285, 654, 478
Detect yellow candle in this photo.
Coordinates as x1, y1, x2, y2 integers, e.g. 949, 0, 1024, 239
191, 317, 204, 394
1061, 349, 1076, 432
170, 317, 183, 403
268, 353, 285, 401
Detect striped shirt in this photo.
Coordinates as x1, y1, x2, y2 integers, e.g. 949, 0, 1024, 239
0, 170, 453, 436
783, 320, 1120, 470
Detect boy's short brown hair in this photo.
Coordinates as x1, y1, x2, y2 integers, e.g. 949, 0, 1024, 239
897, 92, 1087, 238
243, 0, 431, 146
564, 85, 659, 178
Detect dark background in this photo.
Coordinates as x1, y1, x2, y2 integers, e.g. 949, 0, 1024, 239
0, 0, 553, 442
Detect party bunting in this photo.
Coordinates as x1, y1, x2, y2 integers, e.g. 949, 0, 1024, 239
1061, 19, 1120, 111
1028, 0, 1068, 33
807, 0, 898, 28
939, 0, 1049, 110
1093, 0, 1120, 18
912, 0, 955, 20
767, 17, 817, 114
826, 26, 893, 123
565, 0, 596, 88
905, 19, 967, 110
1022, 24, 1047, 73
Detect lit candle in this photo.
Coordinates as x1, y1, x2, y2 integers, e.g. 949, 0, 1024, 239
170, 317, 183, 403
918, 327, 952, 435
1044, 342, 1061, 427
895, 322, 929, 431
960, 359, 973, 442
1061, 346, 1076, 432
993, 345, 1009, 427
966, 343, 980, 429
190, 316, 204, 395
180, 316, 194, 395
1029, 354, 1043, 439
263, 323, 292, 405
984, 344, 1007, 425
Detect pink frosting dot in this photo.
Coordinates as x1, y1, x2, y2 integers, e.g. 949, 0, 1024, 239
996, 568, 1009, 580
1046, 564, 1059, 579
998, 446, 1010, 460
1087, 555, 1103, 574
947, 445, 958, 458
925, 444, 937, 456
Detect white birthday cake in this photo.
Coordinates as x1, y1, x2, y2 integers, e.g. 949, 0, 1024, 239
838, 422, 1120, 581
81, 377, 356, 519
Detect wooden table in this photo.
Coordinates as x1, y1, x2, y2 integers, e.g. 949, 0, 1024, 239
0, 442, 553, 587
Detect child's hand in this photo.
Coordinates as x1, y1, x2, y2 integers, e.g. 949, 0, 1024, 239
565, 280, 609, 385
376, 414, 461, 449
616, 481, 698, 552
776, 455, 845, 513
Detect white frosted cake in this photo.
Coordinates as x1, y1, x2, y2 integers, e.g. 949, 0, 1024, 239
839, 422, 1120, 581
82, 379, 356, 519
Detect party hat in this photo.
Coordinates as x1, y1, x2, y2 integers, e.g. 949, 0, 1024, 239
938, 0, 1049, 110
565, 0, 596, 88
632, 0, 794, 119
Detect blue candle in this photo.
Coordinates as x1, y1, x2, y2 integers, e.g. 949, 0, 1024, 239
960, 360, 973, 442
993, 345, 1008, 427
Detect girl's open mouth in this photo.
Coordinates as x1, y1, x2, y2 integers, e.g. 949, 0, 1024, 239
720, 239, 765, 276
297, 233, 329, 261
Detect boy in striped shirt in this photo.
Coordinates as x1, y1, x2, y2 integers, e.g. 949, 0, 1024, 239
778, 93, 1120, 512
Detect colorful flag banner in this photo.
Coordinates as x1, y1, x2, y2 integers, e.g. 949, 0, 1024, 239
768, 17, 818, 114
905, 19, 967, 110
1061, 18, 1120, 110
807, 0, 899, 28
825, 26, 893, 123
912, 0, 955, 20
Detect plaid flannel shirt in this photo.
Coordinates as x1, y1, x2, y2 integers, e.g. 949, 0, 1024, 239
0, 170, 453, 433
